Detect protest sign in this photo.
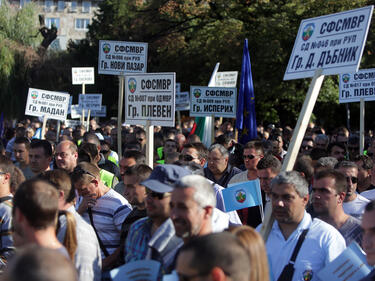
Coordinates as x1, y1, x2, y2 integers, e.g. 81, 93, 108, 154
98, 40, 148, 75
70, 104, 82, 119
176, 82, 181, 94
215, 71, 238, 87
223, 180, 262, 212
125, 73, 176, 127
64, 119, 86, 128
72, 67, 95, 85
339, 68, 375, 103
78, 94, 102, 110
25, 88, 69, 121
176, 91, 190, 111
67, 96, 73, 114
284, 6, 373, 80
110, 260, 160, 281
190, 86, 237, 118
91, 106, 107, 117
318, 242, 371, 281
263, 7, 374, 241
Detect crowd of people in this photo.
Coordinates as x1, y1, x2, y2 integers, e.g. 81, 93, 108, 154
0, 117, 374, 281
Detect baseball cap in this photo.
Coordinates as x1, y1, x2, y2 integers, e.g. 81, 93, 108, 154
141, 164, 191, 193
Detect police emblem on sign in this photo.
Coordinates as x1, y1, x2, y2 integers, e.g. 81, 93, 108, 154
303, 269, 313, 281
128, 78, 137, 93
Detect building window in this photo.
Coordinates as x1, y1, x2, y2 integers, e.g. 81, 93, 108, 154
45, 17, 60, 29
82, 1, 90, 13
75, 18, 89, 30
57, 0, 65, 11
70, 0, 77, 11
44, 0, 53, 12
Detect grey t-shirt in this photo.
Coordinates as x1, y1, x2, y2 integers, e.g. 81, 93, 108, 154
339, 215, 362, 246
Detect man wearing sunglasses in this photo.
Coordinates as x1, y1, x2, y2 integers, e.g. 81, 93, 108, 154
228, 141, 264, 227
124, 164, 190, 272
335, 161, 369, 219
312, 169, 362, 246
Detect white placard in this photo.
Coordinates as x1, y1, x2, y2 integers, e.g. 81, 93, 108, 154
78, 94, 102, 110
67, 96, 73, 114
339, 68, 375, 103
176, 91, 190, 111
91, 106, 107, 117
25, 88, 70, 121
125, 73, 175, 127
190, 86, 237, 118
176, 83, 181, 93
215, 71, 238, 87
72, 67, 95, 85
98, 40, 148, 75
284, 6, 373, 80
70, 104, 82, 119
64, 119, 84, 128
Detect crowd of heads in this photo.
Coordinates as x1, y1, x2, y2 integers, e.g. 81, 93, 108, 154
0, 117, 374, 281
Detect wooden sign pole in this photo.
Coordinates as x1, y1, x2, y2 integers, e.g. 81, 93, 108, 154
360, 98, 365, 155
41, 115, 47, 140
260, 69, 325, 240
81, 84, 86, 126
117, 75, 125, 158
145, 120, 154, 168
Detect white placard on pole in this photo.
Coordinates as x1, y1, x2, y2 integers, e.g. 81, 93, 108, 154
124, 73, 176, 127
79, 94, 103, 111
189, 86, 237, 118
98, 40, 148, 75
72, 67, 95, 85
339, 69, 375, 103
70, 104, 82, 119
25, 88, 70, 121
176, 92, 190, 111
284, 6, 373, 80
91, 106, 107, 117
65, 119, 84, 128
214, 71, 238, 87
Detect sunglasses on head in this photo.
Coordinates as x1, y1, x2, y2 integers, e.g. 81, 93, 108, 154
346, 176, 358, 184
243, 154, 256, 160
73, 166, 96, 178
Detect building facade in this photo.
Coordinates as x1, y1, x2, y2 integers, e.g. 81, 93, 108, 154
9, 0, 102, 50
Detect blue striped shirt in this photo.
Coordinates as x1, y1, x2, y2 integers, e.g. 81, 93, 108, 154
81, 189, 132, 258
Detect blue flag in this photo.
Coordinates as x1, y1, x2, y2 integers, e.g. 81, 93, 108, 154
222, 180, 262, 212
236, 39, 257, 144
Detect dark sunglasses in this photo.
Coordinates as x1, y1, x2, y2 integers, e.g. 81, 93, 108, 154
346, 176, 358, 184
367, 152, 374, 157
146, 189, 168, 200
181, 154, 197, 162
243, 154, 256, 160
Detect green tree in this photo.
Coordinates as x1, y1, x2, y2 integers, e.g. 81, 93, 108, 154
0, 1, 41, 118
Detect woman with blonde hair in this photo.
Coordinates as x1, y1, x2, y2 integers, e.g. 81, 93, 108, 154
230, 225, 270, 281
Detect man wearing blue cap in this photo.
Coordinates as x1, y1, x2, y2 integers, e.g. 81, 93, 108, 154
124, 164, 191, 271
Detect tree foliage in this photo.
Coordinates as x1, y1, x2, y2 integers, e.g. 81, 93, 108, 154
68, 0, 375, 130
0, 1, 41, 117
